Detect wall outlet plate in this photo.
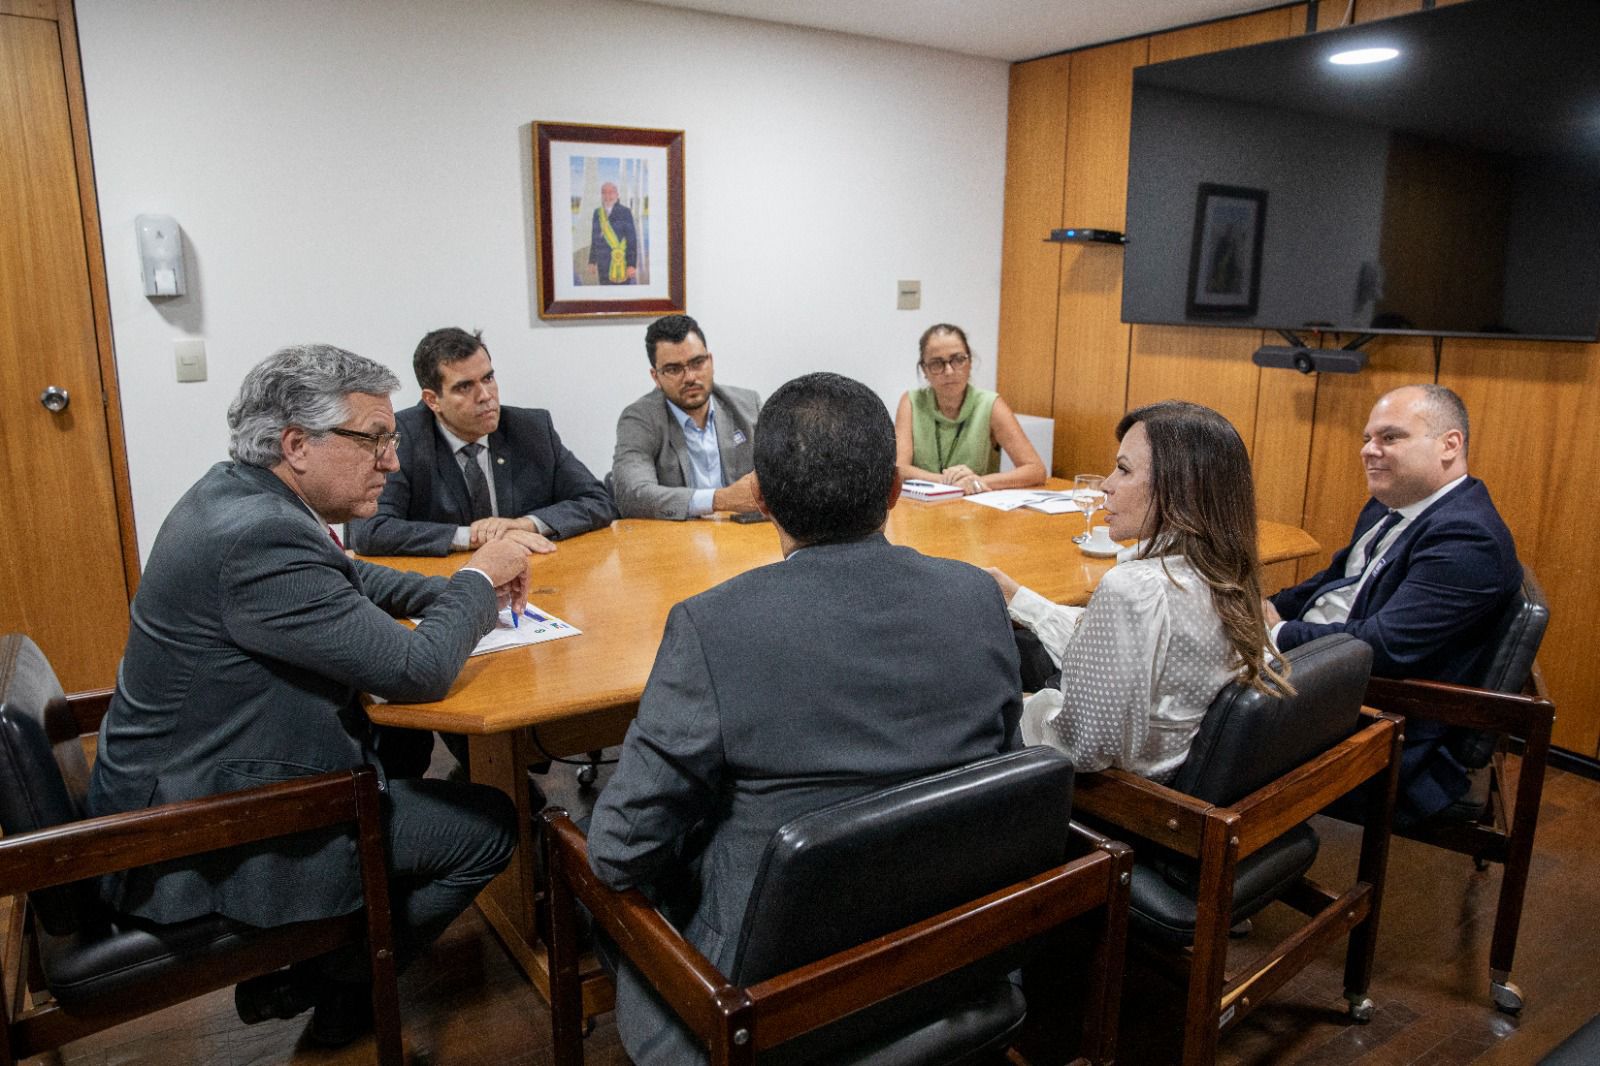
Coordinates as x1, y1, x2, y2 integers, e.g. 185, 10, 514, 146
175, 338, 207, 382
897, 279, 921, 310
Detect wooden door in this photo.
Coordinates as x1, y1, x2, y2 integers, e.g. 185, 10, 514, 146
0, 1, 136, 690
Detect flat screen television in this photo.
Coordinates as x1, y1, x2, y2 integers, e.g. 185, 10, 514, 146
1121, 0, 1600, 342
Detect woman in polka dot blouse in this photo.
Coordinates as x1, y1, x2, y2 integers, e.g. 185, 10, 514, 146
987, 400, 1291, 783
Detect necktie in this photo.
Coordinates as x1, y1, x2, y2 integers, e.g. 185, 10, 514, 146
327, 525, 344, 550
1301, 509, 1402, 612
459, 443, 493, 521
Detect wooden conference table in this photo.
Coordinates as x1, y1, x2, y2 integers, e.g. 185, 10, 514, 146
360, 482, 1319, 1004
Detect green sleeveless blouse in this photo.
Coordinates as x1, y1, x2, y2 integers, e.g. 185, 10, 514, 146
909, 386, 1000, 476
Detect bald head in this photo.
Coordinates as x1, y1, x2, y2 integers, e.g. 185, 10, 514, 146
1360, 385, 1470, 508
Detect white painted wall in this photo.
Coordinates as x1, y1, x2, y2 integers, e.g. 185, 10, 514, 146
75, 0, 1009, 558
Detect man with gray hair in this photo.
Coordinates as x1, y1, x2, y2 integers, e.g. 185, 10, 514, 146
1265, 383, 1520, 825
88, 344, 533, 1046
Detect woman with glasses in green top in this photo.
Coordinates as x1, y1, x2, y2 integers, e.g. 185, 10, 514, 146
894, 323, 1047, 495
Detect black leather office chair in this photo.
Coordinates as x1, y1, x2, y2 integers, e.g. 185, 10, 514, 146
0, 633, 403, 1064
1073, 634, 1403, 1066
1364, 564, 1553, 1013
543, 747, 1134, 1065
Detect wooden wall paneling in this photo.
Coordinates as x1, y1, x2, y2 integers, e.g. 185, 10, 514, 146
997, 55, 1072, 424
1349, 0, 1426, 24
1253, 364, 1318, 535
1294, 336, 1437, 584
1441, 339, 1600, 757
1146, 4, 1302, 64
1049, 37, 1146, 478
1126, 325, 1265, 441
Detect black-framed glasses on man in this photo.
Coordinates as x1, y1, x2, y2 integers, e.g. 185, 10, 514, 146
326, 427, 402, 461
921, 353, 971, 375
656, 353, 711, 379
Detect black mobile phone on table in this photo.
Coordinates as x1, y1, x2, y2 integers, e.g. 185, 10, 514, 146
731, 511, 769, 524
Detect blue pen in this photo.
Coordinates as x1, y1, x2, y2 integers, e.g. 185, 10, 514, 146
511, 606, 519, 629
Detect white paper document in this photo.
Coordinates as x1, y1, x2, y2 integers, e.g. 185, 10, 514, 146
472, 605, 582, 655
408, 603, 582, 657
965, 490, 1082, 515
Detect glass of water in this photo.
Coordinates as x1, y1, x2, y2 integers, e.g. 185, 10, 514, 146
1071, 474, 1104, 544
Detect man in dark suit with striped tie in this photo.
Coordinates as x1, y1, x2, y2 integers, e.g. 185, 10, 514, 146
1264, 383, 1520, 823
348, 327, 617, 557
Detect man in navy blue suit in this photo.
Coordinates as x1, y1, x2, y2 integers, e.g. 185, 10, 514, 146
1265, 384, 1520, 823
348, 327, 617, 557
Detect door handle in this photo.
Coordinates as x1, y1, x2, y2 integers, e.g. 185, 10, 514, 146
40, 386, 70, 413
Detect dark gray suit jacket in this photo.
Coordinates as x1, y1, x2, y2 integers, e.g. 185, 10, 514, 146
610, 384, 761, 520
87, 462, 498, 927
586, 532, 1022, 1064
349, 402, 616, 555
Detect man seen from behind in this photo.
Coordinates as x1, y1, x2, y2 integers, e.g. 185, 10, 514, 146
587, 371, 1023, 1064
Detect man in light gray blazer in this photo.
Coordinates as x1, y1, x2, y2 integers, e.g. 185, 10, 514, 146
88, 345, 535, 1046
587, 371, 1024, 1065
610, 314, 762, 519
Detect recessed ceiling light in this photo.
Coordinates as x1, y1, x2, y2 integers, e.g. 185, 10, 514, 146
1329, 47, 1400, 65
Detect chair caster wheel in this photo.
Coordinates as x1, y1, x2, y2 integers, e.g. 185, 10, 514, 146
1347, 996, 1374, 1023
576, 763, 598, 787
1228, 918, 1253, 939
1491, 979, 1524, 1014
1474, 857, 1490, 872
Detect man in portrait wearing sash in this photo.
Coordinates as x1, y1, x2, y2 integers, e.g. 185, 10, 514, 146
588, 181, 638, 285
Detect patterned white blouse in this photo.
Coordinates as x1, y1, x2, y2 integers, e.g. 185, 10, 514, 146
1008, 551, 1238, 784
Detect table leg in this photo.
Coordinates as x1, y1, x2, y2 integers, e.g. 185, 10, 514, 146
469, 730, 616, 1020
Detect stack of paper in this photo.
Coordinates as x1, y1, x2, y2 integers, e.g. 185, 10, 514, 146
901, 479, 966, 501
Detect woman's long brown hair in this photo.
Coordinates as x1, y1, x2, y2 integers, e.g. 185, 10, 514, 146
1118, 400, 1292, 695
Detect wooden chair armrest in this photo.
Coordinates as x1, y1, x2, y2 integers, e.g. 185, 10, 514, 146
1364, 676, 1554, 735
1073, 768, 1212, 858
65, 689, 115, 737
1228, 713, 1400, 856
0, 768, 378, 896
1528, 662, 1551, 703
543, 814, 736, 1046
542, 811, 1135, 1055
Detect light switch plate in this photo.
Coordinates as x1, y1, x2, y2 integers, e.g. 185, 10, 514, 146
175, 338, 207, 383
897, 279, 921, 310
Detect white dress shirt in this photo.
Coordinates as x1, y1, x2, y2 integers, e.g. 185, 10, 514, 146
434, 419, 552, 548
666, 397, 725, 517
1009, 551, 1237, 784
1276, 474, 1468, 636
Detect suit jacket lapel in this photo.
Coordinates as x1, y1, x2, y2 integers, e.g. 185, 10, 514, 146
664, 398, 695, 487
488, 427, 514, 516
432, 425, 472, 524
711, 389, 743, 483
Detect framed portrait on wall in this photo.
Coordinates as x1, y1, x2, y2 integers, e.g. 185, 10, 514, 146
532, 122, 685, 319
1185, 183, 1266, 318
